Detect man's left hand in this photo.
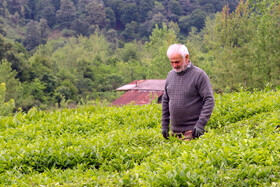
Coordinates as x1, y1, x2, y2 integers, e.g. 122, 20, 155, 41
192, 126, 204, 138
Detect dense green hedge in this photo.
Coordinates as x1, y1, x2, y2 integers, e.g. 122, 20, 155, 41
0, 90, 279, 186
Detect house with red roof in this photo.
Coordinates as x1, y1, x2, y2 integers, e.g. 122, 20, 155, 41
112, 79, 166, 106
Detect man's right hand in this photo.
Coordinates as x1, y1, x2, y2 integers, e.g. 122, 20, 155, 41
161, 129, 169, 139
192, 126, 204, 138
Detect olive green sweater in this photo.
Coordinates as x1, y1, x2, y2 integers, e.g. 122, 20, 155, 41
161, 64, 215, 132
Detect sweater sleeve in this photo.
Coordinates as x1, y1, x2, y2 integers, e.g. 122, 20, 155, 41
195, 71, 215, 130
161, 83, 170, 130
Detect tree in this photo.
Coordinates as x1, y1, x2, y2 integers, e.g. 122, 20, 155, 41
0, 2, 5, 17
23, 19, 50, 51
27, 53, 54, 81
138, 20, 153, 39
85, 1, 106, 27
204, 0, 280, 91
145, 23, 178, 78
168, 0, 182, 21
0, 60, 21, 103
72, 15, 90, 36
105, 7, 116, 28
77, 0, 95, 13
23, 20, 41, 50
23, 18, 50, 51
35, 0, 56, 27
147, 1, 166, 19
0, 83, 15, 116
26, 0, 40, 19
56, 0, 76, 29
202, 3, 215, 13
0, 34, 26, 80
120, 1, 139, 26
10, 11, 20, 25
105, 28, 118, 45
105, 0, 125, 29
179, 9, 206, 34
6, 0, 26, 15
54, 79, 78, 102
25, 78, 47, 103
0, 18, 7, 36
121, 21, 139, 41
38, 19, 50, 44
96, 73, 123, 92
151, 12, 168, 29
138, 0, 153, 22
116, 41, 142, 62
50, 0, 60, 10
249, 0, 280, 88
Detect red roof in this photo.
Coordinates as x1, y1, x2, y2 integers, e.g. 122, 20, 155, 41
116, 79, 166, 91
112, 79, 166, 106
112, 90, 164, 106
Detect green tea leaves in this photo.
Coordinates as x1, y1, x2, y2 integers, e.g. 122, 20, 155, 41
0, 90, 280, 186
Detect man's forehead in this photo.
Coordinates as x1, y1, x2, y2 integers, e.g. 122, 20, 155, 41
169, 53, 182, 59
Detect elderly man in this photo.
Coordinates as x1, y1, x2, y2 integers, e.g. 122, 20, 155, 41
161, 44, 215, 140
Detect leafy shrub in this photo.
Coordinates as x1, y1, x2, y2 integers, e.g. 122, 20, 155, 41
0, 83, 15, 116
0, 90, 280, 186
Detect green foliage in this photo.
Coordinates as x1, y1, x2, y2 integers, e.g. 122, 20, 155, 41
0, 18, 6, 36
116, 41, 142, 62
208, 88, 280, 129
145, 24, 178, 79
56, 0, 76, 29
85, 2, 106, 28
179, 9, 207, 34
121, 21, 139, 41
186, 27, 213, 76
0, 34, 27, 81
54, 79, 78, 102
1, 0, 278, 114
0, 60, 21, 103
120, 2, 139, 26
25, 78, 47, 102
35, 0, 56, 27
203, 0, 280, 91
104, 7, 116, 28
1, 0, 240, 49
0, 83, 15, 116
0, 90, 279, 186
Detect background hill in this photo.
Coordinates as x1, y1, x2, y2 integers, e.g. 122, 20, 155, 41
0, 0, 279, 111
0, 0, 239, 50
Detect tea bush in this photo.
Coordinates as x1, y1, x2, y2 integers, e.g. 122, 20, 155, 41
0, 90, 279, 186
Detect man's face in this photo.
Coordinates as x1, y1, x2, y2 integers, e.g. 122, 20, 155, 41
169, 53, 189, 73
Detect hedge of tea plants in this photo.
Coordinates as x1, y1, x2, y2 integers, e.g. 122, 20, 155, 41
0, 89, 280, 186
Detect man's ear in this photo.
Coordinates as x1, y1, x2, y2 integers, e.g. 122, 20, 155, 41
185, 54, 189, 62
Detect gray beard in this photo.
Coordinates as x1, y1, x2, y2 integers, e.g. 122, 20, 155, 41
173, 61, 188, 73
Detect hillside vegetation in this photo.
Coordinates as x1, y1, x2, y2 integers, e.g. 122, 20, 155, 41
0, 0, 239, 49
1, 0, 279, 185
0, 0, 279, 111
0, 89, 279, 186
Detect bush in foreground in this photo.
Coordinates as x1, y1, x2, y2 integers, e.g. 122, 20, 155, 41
0, 90, 279, 186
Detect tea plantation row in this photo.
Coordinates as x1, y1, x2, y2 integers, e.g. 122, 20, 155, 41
0, 89, 279, 186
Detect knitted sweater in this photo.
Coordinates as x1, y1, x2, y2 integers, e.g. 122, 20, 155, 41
161, 64, 215, 132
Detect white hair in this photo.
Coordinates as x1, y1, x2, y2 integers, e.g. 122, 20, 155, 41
167, 44, 189, 59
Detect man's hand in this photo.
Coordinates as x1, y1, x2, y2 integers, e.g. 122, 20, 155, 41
161, 129, 169, 139
192, 126, 204, 138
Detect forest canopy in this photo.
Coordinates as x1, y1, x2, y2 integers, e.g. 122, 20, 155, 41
0, 0, 240, 50
0, 0, 279, 112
